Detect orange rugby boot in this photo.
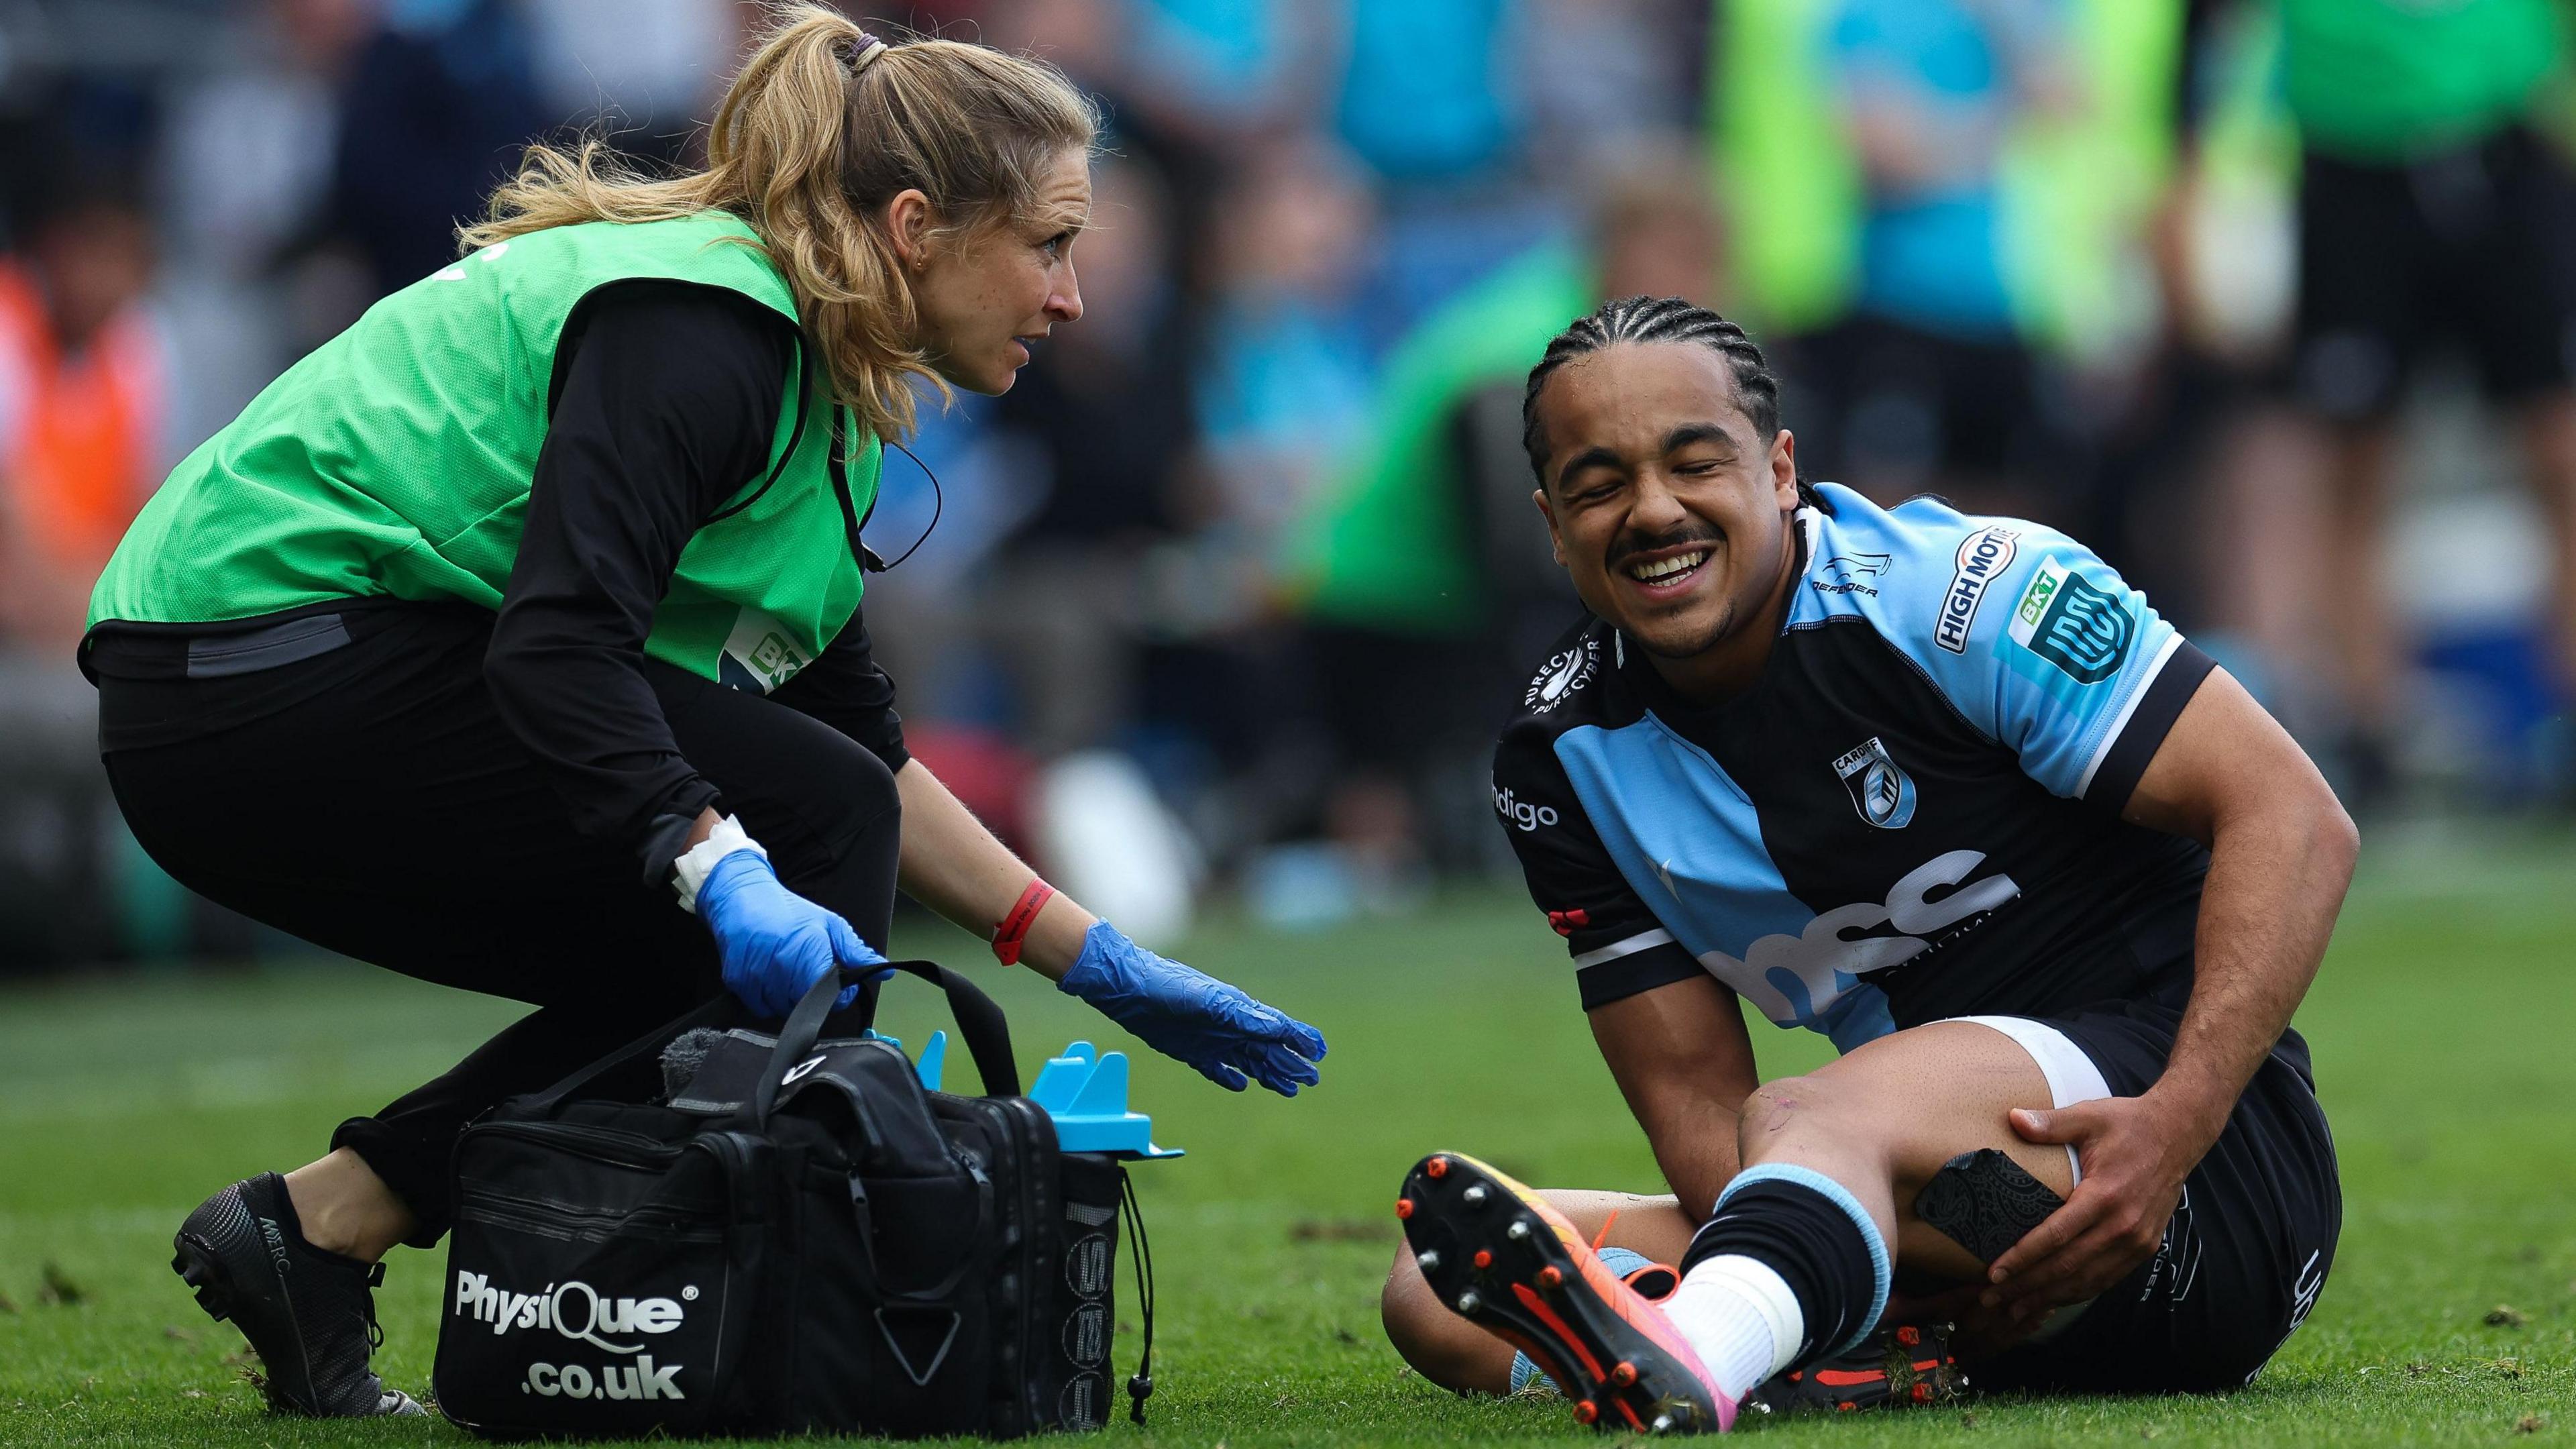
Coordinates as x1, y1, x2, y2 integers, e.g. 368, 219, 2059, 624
1398, 1152, 1735, 1434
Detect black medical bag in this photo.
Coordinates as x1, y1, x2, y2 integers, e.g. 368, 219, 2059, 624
431, 960, 1151, 1440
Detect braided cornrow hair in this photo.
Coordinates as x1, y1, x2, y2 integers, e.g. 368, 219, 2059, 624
1520, 295, 1829, 513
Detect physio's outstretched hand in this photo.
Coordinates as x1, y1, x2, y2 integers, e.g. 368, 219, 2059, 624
1980, 1092, 2215, 1322
1057, 921, 1327, 1095
696, 849, 888, 1018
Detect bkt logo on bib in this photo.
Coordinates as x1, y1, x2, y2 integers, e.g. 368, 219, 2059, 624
2008, 559, 2133, 684
720, 608, 811, 694
1832, 737, 1916, 829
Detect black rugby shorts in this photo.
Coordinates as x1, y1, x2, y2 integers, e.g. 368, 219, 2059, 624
1953, 1004, 2340, 1393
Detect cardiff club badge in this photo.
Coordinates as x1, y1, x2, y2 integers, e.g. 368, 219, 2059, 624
1833, 736, 1917, 830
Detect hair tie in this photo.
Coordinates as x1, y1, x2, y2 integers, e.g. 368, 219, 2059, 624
848, 32, 890, 76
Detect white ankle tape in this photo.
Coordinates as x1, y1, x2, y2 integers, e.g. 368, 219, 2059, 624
670, 815, 767, 914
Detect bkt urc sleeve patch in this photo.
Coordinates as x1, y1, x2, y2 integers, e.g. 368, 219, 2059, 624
2006, 559, 2134, 685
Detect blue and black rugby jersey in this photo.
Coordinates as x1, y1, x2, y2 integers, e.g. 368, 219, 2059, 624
1493, 483, 2217, 1049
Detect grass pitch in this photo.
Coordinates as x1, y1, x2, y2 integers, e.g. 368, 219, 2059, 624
2, 826, 2571, 1446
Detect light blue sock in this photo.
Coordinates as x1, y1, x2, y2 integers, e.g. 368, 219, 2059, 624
1507, 1246, 1656, 1395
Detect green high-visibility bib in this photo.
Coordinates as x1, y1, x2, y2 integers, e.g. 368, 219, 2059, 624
1711, 0, 2180, 362
2281, 0, 2565, 163
1284, 239, 1591, 636
90, 210, 878, 694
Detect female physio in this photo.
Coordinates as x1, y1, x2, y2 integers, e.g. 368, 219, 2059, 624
81, 8, 1324, 1419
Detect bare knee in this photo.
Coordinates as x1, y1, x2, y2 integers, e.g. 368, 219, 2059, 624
1737, 1071, 1872, 1155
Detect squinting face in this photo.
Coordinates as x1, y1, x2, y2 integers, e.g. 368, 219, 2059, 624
908, 148, 1090, 394
1532, 341, 1800, 668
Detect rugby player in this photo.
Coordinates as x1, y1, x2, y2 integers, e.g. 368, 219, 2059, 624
1383, 298, 2351, 1432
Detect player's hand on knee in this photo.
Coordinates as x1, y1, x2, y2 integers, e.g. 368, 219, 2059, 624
1057, 921, 1328, 1096
1980, 1095, 2208, 1318
693, 847, 888, 1018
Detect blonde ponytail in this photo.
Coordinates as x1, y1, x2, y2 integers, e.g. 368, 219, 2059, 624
464, 3, 1098, 443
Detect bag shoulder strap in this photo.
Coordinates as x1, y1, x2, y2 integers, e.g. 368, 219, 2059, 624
514, 994, 738, 1120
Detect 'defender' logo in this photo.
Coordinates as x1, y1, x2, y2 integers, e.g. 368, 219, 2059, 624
1811, 552, 1892, 597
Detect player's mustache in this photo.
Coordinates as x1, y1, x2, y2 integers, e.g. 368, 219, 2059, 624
1605, 523, 1723, 573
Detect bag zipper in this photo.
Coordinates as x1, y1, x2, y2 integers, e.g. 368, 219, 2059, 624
691, 1132, 769, 1405
456, 1185, 723, 1244
468, 1120, 688, 1173
995, 1097, 1053, 1431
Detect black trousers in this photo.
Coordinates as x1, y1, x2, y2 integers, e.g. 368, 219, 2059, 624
2294, 125, 2576, 421
97, 607, 903, 1246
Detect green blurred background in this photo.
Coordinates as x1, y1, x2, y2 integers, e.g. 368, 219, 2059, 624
6, 2, 2576, 1440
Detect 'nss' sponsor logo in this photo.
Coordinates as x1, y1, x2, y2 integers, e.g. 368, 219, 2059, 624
1700, 850, 2022, 1032
2008, 559, 2133, 684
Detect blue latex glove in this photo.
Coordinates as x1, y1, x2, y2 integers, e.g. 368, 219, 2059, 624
696, 849, 888, 1018
1057, 920, 1326, 1095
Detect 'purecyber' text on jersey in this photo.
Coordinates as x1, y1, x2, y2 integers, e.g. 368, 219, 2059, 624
1493, 484, 2215, 1048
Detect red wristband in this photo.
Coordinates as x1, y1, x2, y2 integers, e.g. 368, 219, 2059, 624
992, 879, 1056, 966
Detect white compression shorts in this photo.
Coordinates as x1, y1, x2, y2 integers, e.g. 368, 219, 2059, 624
1942, 1015, 2114, 1185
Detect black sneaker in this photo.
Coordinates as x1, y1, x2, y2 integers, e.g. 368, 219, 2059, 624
171, 1173, 423, 1417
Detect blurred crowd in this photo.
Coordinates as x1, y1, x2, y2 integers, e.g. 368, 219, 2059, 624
5, 0, 2576, 963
